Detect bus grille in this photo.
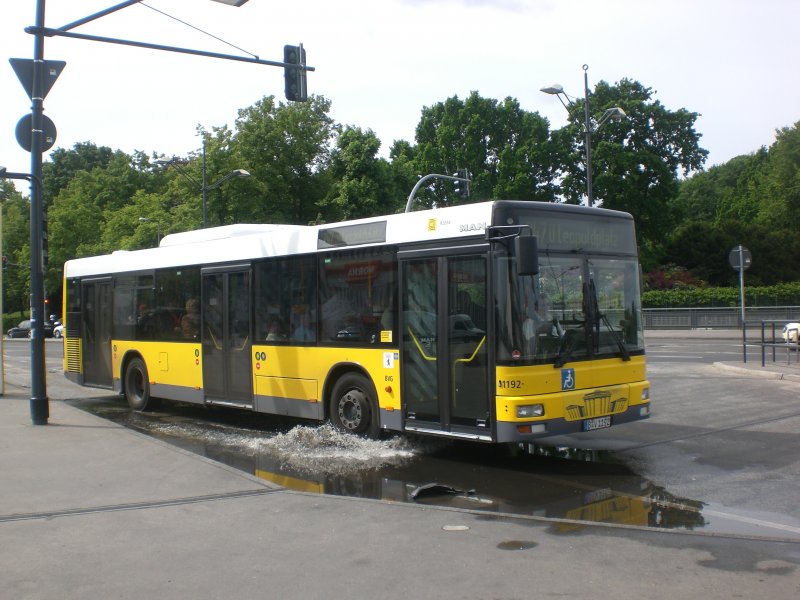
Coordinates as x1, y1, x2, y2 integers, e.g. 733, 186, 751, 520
65, 338, 82, 373
565, 390, 628, 420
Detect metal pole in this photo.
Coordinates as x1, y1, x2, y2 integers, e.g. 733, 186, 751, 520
739, 245, 746, 362
1, 203, 5, 396
29, 0, 49, 424
202, 137, 208, 228
583, 64, 593, 208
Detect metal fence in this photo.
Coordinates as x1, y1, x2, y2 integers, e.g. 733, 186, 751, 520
643, 306, 800, 330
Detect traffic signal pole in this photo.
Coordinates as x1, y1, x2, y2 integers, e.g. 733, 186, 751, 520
15, 0, 314, 425
29, 0, 49, 424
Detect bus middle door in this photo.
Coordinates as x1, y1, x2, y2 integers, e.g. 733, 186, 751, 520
201, 267, 253, 407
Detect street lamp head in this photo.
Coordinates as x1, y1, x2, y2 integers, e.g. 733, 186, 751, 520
210, 0, 250, 6
595, 106, 628, 131
233, 169, 250, 178
607, 107, 626, 120
540, 84, 564, 96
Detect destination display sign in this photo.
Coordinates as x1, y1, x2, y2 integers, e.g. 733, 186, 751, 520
517, 212, 637, 255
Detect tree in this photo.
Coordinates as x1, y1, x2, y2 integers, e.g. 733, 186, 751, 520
1, 182, 31, 313
47, 151, 159, 294
42, 142, 117, 208
320, 126, 399, 221
760, 122, 800, 229
554, 78, 708, 263
234, 95, 338, 224
412, 92, 557, 208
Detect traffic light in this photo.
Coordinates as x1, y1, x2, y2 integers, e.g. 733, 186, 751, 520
284, 44, 307, 102
453, 170, 470, 199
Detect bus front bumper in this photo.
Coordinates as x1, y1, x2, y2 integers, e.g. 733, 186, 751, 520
495, 402, 651, 443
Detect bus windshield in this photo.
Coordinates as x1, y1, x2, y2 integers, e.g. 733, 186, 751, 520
496, 251, 645, 365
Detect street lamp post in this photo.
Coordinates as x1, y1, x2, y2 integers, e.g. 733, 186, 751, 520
156, 138, 250, 228
541, 65, 626, 207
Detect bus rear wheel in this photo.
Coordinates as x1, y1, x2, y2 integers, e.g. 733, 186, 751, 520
124, 357, 158, 412
330, 373, 379, 438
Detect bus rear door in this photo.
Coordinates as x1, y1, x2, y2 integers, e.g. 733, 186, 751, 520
399, 248, 492, 441
81, 278, 113, 388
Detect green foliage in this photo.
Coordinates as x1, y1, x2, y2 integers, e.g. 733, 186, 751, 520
643, 282, 800, 308
234, 95, 338, 224
566, 80, 707, 248
319, 126, 401, 221
1, 183, 31, 313
663, 121, 800, 286
413, 92, 557, 207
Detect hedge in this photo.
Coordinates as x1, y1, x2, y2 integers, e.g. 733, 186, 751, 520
643, 282, 800, 308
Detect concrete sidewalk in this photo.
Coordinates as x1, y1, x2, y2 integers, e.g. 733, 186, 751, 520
2, 383, 798, 599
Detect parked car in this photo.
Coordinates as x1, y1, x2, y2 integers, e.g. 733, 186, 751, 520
782, 322, 800, 343
53, 323, 64, 339
7, 319, 33, 338
6, 319, 55, 339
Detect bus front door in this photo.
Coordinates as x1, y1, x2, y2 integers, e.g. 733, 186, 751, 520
82, 279, 113, 388
201, 268, 253, 407
400, 252, 491, 440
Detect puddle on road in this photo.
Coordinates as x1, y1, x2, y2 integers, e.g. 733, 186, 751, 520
69, 396, 790, 539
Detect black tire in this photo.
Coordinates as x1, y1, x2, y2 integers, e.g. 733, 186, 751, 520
329, 373, 379, 438
54, 329, 62, 339
124, 357, 158, 411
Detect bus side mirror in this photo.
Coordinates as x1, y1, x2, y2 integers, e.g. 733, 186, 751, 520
515, 235, 539, 276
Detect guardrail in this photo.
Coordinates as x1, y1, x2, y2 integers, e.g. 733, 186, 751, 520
756, 319, 800, 366
643, 306, 800, 330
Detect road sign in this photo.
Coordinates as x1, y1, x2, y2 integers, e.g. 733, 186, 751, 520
9, 58, 66, 101
728, 245, 752, 271
16, 114, 57, 153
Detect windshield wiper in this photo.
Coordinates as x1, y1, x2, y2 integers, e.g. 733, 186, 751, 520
554, 327, 578, 368
589, 277, 630, 362
599, 311, 631, 361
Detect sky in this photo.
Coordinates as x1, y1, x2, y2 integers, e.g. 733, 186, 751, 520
1, 0, 798, 189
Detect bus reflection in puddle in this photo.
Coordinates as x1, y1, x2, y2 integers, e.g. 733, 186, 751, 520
71, 396, 705, 534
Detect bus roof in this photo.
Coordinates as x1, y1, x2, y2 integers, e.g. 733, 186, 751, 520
63, 200, 631, 278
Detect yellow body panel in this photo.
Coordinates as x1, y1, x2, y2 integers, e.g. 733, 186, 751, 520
252, 345, 400, 410
112, 341, 203, 387
495, 356, 649, 423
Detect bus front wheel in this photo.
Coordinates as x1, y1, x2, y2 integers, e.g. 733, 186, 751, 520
124, 357, 157, 412
330, 373, 379, 438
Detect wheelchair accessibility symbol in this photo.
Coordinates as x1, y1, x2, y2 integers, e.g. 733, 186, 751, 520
561, 368, 575, 391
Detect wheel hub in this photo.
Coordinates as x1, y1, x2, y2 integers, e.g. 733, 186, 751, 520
338, 390, 364, 430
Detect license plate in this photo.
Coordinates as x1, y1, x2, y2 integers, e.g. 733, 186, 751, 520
582, 416, 612, 432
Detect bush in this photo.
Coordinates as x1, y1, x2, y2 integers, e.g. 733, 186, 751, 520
642, 282, 800, 308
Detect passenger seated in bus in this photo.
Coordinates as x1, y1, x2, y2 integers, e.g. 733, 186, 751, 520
266, 318, 286, 342
181, 298, 200, 339
290, 311, 315, 342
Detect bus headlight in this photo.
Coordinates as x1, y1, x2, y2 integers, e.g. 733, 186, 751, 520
641, 387, 650, 401
517, 404, 544, 418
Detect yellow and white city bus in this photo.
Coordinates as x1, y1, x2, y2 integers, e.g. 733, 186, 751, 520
62, 200, 650, 443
